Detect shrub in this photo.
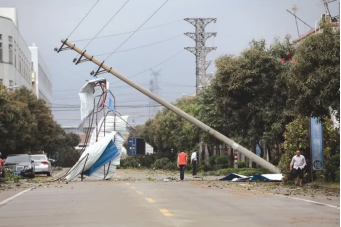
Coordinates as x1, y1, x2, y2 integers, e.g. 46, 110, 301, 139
238, 161, 249, 168
153, 158, 170, 170
209, 155, 218, 166
164, 161, 177, 171
278, 150, 295, 182
209, 155, 230, 170
324, 153, 340, 182
197, 163, 211, 172
3, 170, 21, 183
120, 156, 140, 168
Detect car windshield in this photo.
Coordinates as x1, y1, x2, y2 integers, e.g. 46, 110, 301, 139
31, 155, 47, 161
6, 155, 30, 163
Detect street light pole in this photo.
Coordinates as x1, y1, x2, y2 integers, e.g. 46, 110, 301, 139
55, 39, 280, 174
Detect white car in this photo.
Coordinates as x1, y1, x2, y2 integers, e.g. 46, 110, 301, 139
30, 155, 52, 176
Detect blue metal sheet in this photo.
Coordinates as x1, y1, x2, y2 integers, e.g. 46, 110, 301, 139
83, 140, 120, 176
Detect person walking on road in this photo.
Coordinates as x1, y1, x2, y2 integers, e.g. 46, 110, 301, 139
0, 153, 4, 185
191, 151, 197, 176
177, 151, 188, 180
290, 150, 306, 187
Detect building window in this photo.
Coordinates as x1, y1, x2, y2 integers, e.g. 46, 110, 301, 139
9, 45, 13, 64
9, 36, 12, 42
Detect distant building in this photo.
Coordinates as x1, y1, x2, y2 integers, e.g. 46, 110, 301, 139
29, 43, 52, 105
0, 8, 32, 89
294, 14, 339, 44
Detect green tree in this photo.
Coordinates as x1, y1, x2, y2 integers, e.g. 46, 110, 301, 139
288, 24, 340, 120
0, 85, 35, 156
139, 97, 200, 152
0, 85, 80, 166
211, 39, 291, 156
12, 87, 56, 154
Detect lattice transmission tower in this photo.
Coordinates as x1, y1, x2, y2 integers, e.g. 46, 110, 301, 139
184, 18, 217, 94
149, 69, 161, 118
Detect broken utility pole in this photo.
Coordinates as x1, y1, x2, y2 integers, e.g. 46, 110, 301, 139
54, 39, 280, 174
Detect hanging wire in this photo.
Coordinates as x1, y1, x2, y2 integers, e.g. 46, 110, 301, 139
70, 19, 182, 42
66, 0, 100, 39
75, 0, 130, 58
100, 0, 169, 63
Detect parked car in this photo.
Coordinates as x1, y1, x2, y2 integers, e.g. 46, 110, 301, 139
4, 154, 35, 178
30, 155, 52, 176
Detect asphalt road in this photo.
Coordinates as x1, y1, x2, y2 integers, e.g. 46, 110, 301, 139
0, 178, 339, 227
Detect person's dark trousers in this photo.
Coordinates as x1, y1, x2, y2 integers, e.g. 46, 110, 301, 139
179, 165, 186, 180
192, 161, 197, 176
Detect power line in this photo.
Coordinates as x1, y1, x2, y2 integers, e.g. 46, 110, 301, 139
51, 104, 163, 111
100, 0, 169, 64
53, 83, 149, 93
94, 34, 183, 57
77, 0, 130, 56
70, 19, 182, 42
67, 0, 100, 39
111, 49, 184, 84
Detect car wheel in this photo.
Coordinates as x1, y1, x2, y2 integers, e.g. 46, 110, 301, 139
29, 174, 35, 178
47, 172, 51, 177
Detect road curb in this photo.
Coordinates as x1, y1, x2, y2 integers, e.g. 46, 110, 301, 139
0, 188, 33, 207
270, 193, 340, 209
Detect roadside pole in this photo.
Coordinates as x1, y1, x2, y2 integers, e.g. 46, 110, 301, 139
234, 150, 238, 168
55, 39, 280, 174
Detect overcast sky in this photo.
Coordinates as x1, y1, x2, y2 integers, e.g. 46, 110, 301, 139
0, 0, 339, 126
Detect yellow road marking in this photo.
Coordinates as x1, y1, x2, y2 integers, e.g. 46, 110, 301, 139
130, 187, 135, 189
136, 191, 144, 195
145, 198, 155, 203
160, 209, 173, 217
126, 183, 130, 185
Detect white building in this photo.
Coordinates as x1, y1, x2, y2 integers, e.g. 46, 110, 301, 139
0, 7, 52, 105
29, 44, 52, 105
0, 8, 32, 89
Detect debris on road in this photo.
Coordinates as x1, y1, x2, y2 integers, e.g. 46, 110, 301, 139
62, 79, 129, 182
219, 173, 283, 182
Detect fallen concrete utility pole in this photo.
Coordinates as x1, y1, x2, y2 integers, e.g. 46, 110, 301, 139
55, 39, 280, 174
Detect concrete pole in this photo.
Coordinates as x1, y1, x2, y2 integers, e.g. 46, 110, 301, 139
58, 39, 280, 174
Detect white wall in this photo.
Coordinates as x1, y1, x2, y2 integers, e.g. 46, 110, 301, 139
0, 8, 17, 27
29, 44, 52, 105
146, 143, 154, 154
0, 9, 32, 89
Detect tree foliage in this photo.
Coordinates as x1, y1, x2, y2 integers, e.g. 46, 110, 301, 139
288, 24, 340, 120
139, 97, 200, 152
0, 85, 80, 165
136, 32, 339, 180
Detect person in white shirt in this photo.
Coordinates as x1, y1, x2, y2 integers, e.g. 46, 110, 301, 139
290, 150, 306, 187
191, 151, 197, 176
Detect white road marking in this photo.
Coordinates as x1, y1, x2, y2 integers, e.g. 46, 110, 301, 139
0, 188, 33, 206
271, 193, 340, 209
